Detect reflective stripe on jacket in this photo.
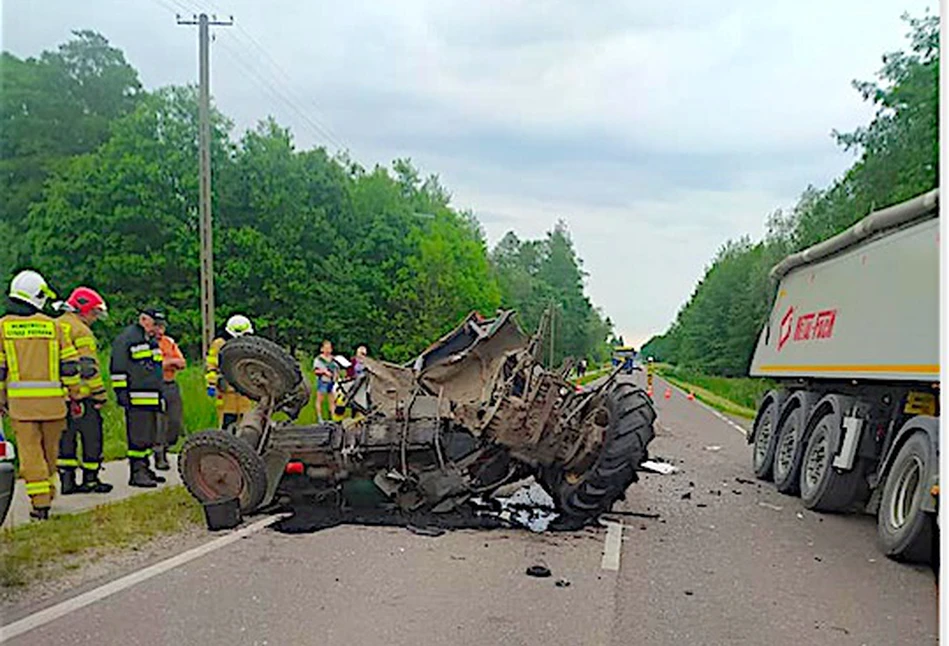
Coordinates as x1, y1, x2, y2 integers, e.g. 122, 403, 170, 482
0, 313, 82, 420
58, 311, 107, 403
109, 322, 164, 411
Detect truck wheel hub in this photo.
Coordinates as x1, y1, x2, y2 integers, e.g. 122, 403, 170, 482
889, 455, 922, 529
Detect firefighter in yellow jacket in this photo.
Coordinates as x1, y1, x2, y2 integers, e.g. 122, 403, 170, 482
0, 270, 82, 521
206, 314, 255, 429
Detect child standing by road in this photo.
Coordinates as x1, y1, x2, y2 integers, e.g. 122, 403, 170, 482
313, 340, 339, 423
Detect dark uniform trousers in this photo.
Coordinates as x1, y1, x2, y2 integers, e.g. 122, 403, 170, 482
58, 403, 104, 471
125, 408, 160, 459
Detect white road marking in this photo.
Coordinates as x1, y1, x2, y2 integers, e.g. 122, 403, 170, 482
601, 521, 623, 571
0, 513, 286, 642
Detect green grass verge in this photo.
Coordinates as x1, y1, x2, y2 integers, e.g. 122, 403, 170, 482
654, 365, 775, 420
573, 366, 611, 386
0, 485, 203, 589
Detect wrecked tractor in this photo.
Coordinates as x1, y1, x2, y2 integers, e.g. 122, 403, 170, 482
178, 310, 657, 527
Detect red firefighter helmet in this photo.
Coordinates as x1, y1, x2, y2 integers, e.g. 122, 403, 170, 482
66, 287, 108, 319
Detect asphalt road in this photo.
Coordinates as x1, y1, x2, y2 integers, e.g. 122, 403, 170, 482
3, 374, 938, 645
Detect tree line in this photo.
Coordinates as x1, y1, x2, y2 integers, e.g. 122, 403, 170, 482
642, 12, 939, 377
1, 31, 614, 364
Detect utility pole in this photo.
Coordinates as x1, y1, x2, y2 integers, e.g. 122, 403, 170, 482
177, 12, 233, 358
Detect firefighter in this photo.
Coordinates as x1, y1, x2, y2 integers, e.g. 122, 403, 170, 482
206, 314, 255, 429
110, 308, 166, 488
55, 287, 113, 494
0, 270, 83, 520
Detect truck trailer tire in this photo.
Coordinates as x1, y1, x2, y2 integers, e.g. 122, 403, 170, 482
877, 431, 934, 563
179, 429, 268, 514
544, 382, 655, 525
752, 393, 782, 481
220, 335, 303, 402
772, 404, 806, 495
799, 410, 865, 512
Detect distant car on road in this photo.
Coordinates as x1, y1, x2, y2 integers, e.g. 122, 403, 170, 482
0, 422, 16, 527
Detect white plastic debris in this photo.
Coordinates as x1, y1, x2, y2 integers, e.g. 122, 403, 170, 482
703, 445, 722, 452
758, 502, 783, 511
489, 480, 560, 532
640, 460, 679, 475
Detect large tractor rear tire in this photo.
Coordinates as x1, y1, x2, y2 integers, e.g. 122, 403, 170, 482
543, 382, 656, 526
179, 430, 268, 514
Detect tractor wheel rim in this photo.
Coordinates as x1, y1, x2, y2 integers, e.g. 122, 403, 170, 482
889, 455, 923, 529
194, 452, 244, 502
804, 430, 828, 491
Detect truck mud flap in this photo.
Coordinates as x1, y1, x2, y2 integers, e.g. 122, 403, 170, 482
260, 448, 291, 508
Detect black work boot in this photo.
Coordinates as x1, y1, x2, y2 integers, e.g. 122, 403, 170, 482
146, 465, 166, 484
79, 469, 114, 494
59, 468, 79, 495
128, 459, 158, 488
30, 507, 50, 521
153, 446, 170, 471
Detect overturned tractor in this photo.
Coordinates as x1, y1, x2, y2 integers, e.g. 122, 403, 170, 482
179, 310, 657, 527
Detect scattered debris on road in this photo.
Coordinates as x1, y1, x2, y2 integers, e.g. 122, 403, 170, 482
640, 460, 678, 475
481, 479, 559, 533
758, 502, 783, 511
684, 590, 694, 596
555, 579, 571, 588
407, 524, 446, 537
526, 564, 552, 578
735, 477, 755, 485
681, 492, 692, 500
600, 510, 660, 520
703, 445, 722, 452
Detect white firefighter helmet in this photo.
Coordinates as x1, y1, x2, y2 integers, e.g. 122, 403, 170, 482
225, 314, 254, 337
9, 270, 56, 310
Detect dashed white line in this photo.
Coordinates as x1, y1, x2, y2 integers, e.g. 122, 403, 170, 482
601, 521, 623, 571
0, 513, 286, 642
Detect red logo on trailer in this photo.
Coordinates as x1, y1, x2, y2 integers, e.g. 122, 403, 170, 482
777, 306, 794, 351
777, 307, 837, 352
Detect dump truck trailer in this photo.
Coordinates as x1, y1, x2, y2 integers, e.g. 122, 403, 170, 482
747, 188, 940, 564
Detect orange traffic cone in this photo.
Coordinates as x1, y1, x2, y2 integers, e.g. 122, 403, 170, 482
664, 388, 671, 400
687, 391, 695, 401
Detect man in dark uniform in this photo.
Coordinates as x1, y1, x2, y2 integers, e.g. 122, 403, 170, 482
110, 308, 167, 488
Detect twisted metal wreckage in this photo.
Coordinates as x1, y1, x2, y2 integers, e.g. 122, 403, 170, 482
179, 309, 658, 530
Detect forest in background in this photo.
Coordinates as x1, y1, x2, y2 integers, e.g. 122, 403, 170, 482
1, 31, 614, 365
642, 12, 939, 377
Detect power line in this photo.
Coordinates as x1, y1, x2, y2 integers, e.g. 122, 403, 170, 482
214, 33, 345, 151
174, 0, 346, 151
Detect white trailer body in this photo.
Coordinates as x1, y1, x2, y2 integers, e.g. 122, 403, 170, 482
749, 201, 939, 382
747, 188, 940, 566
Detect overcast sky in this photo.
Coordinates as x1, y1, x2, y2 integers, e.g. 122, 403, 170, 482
2, 0, 938, 347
